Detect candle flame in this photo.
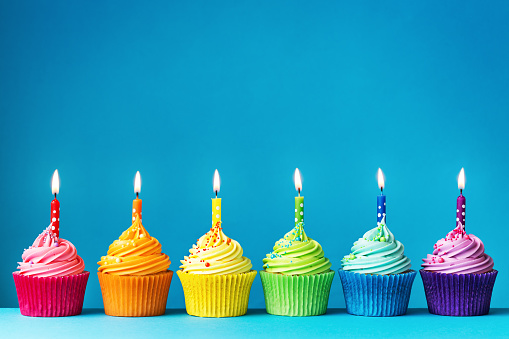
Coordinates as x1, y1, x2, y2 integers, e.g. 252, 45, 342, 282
294, 168, 302, 192
134, 171, 141, 194
213, 169, 220, 193
377, 168, 385, 190
458, 168, 465, 190
51, 169, 60, 195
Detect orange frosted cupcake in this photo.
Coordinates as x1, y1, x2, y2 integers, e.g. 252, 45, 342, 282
97, 214, 172, 317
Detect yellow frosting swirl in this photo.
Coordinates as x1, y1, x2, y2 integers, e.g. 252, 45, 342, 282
180, 222, 252, 275
97, 214, 170, 276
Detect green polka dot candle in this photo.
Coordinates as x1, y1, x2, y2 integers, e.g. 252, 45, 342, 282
294, 168, 304, 225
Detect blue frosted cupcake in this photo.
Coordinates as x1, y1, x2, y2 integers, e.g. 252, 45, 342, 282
339, 218, 416, 316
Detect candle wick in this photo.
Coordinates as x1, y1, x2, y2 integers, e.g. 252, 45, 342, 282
136, 192, 139, 199
54, 193, 57, 199
215, 190, 217, 198
381, 188, 383, 195
460, 189, 463, 196
298, 188, 301, 197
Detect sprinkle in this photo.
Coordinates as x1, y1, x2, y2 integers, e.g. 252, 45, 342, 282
379, 237, 386, 242
205, 262, 210, 267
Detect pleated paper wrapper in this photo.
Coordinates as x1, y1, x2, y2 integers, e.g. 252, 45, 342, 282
177, 270, 257, 317
13, 271, 89, 317
420, 269, 497, 316
259, 270, 335, 316
98, 270, 173, 317
338, 269, 416, 317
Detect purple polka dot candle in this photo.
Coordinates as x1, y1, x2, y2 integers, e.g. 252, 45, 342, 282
377, 168, 386, 224
457, 168, 466, 230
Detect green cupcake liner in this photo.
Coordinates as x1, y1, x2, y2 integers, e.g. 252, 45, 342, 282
259, 270, 335, 316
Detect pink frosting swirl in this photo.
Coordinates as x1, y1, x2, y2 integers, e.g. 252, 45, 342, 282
422, 224, 494, 274
17, 225, 85, 277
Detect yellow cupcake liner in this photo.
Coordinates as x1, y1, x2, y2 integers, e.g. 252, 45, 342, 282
177, 270, 257, 317
98, 270, 173, 317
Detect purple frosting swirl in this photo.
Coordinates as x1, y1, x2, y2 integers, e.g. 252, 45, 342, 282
422, 224, 494, 274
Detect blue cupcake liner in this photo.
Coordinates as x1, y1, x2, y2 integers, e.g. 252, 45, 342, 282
420, 269, 497, 316
338, 269, 416, 317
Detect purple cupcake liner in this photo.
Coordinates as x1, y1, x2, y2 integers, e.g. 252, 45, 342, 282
338, 269, 416, 317
420, 269, 497, 316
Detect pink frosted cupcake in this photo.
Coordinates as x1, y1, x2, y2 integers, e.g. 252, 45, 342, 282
420, 224, 496, 316
13, 225, 89, 317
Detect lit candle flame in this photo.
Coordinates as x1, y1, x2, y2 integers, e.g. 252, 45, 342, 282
134, 171, 141, 194
458, 168, 465, 190
213, 169, 220, 193
294, 168, 302, 193
51, 169, 60, 195
378, 168, 385, 191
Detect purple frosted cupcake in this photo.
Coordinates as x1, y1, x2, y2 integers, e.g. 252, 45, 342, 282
420, 224, 496, 316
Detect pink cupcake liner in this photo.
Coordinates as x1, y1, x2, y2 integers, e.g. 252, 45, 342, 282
420, 269, 497, 316
13, 271, 90, 317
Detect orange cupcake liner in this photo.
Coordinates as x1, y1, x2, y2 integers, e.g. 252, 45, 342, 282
97, 270, 173, 317
177, 270, 257, 317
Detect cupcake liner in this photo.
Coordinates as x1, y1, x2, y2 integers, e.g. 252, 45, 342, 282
338, 269, 416, 317
420, 269, 498, 316
13, 271, 89, 317
259, 270, 335, 316
98, 270, 173, 317
177, 270, 257, 317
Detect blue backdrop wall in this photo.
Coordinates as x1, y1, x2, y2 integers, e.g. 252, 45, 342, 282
1, 1, 508, 309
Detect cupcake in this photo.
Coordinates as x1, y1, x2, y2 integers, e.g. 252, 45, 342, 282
420, 223, 496, 316
339, 218, 416, 317
177, 221, 256, 317
97, 214, 172, 317
13, 225, 89, 317
260, 222, 334, 316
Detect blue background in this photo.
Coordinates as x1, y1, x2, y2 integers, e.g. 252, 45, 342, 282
1, 0, 508, 309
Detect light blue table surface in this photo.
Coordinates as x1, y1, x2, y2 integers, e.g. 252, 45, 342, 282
1, 308, 508, 338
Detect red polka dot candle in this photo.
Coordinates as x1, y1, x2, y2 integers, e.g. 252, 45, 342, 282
457, 168, 466, 230
50, 170, 60, 238
132, 171, 142, 222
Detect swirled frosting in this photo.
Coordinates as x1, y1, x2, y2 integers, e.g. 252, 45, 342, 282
421, 223, 494, 274
180, 221, 252, 275
262, 222, 331, 275
341, 220, 411, 275
97, 214, 170, 275
17, 225, 85, 277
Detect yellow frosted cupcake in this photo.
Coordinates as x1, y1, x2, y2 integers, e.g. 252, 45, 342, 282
177, 221, 256, 317
97, 214, 172, 317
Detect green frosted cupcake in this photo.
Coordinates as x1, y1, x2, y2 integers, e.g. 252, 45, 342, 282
260, 222, 334, 316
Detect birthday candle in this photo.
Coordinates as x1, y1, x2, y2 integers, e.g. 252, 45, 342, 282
132, 171, 142, 222
457, 168, 466, 230
377, 168, 386, 224
294, 168, 304, 225
50, 170, 60, 238
212, 169, 221, 226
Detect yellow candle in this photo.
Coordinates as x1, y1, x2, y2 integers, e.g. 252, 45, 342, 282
212, 169, 221, 226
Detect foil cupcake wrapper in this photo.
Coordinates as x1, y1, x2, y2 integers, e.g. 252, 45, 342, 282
98, 270, 173, 317
177, 270, 257, 318
13, 271, 89, 317
338, 269, 416, 317
259, 270, 335, 316
420, 269, 498, 316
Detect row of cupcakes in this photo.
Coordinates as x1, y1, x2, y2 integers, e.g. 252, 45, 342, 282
13, 169, 496, 318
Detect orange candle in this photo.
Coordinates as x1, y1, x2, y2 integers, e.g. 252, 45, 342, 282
133, 171, 142, 222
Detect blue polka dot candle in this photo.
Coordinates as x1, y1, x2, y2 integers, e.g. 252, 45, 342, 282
294, 168, 304, 225
212, 169, 221, 226
457, 168, 466, 230
377, 168, 386, 224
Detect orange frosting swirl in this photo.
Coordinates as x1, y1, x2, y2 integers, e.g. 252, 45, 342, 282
97, 214, 170, 276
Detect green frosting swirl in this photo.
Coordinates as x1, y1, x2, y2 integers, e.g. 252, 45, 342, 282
263, 222, 331, 275
341, 221, 411, 275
